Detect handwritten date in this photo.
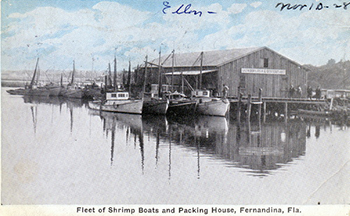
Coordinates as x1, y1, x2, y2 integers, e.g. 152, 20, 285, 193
275, 2, 349, 11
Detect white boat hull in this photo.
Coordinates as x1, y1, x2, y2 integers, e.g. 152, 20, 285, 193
88, 99, 143, 114
196, 98, 230, 117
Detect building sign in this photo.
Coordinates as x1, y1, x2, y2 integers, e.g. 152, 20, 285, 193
241, 68, 286, 75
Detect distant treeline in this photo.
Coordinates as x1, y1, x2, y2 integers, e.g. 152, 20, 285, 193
305, 59, 350, 89
1, 80, 27, 87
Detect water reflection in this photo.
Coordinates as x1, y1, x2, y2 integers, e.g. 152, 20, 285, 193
86, 110, 308, 177
30, 106, 37, 134
233, 120, 306, 176
20, 95, 346, 178
89, 110, 145, 169
23, 96, 88, 133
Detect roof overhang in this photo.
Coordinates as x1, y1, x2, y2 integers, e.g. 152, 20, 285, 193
164, 70, 217, 76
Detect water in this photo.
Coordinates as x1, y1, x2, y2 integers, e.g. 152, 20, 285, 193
2, 87, 349, 205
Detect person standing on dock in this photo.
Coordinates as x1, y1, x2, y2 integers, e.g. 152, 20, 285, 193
315, 86, 321, 99
307, 86, 313, 99
289, 85, 295, 98
297, 85, 302, 98
222, 84, 229, 98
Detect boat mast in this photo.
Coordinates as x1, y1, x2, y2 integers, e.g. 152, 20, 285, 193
171, 50, 175, 92
108, 62, 112, 87
199, 52, 203, 90
158, 48, 162, 97
104, 71, 108, 92
30, 58, 40, 88
142, 55, 148, 96
128, 61, 131, 95
91, 57, 94, 82
35, 63, 40, 86
71, 60, 75, 85
114, 56, 117, 91
180, 52, 184, 93
60, 73, 63, 87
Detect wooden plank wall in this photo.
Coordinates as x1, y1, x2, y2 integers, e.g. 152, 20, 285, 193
219, 48, 308, 98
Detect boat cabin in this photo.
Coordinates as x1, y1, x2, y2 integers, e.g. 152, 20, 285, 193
191, 89, 211, 98
165, 91, 187, 100
106, 92, 130, 100
150, 84, 171, 97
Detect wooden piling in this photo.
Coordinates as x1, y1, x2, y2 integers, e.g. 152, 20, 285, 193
263, 101, 267, 123
284, 102, 288, 122
237, 86, 242, 121
258, 88, 262, 120
247, 94, 252, 122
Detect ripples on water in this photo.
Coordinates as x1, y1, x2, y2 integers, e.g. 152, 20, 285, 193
2, 88, 349, 205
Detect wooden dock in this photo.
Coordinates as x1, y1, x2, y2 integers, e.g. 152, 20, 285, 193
228, 88, 330, 122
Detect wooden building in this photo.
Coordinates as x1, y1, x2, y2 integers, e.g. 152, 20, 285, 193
141, 47, 308, 98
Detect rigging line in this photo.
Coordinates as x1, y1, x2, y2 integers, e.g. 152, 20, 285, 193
44, 68, 53, 82
191, 52, 202, 67
162, 52, 173, 65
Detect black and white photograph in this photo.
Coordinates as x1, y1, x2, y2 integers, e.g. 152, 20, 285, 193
1, 0, 349, 215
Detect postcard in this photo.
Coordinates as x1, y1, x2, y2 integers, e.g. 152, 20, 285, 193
1, 0, 349, 215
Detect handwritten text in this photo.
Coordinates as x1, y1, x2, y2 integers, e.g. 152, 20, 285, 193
162, 1, 217, 17
275, 2, 350, 11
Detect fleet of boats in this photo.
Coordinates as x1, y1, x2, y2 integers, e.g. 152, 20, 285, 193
6, 54, 232, 117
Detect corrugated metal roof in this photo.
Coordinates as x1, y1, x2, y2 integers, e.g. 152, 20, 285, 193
151, 47, 263, 67
164, 70, 217, 76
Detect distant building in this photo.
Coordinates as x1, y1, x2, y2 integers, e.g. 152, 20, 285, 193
139, 47, 308, 98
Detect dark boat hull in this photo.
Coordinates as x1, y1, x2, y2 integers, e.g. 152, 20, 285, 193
24, 88, 50, 97
142, 99, 169, 115
6, 88, 27, 95
63, 89, 84, 99
167, 100, 197, 116
47, 86, 63, 97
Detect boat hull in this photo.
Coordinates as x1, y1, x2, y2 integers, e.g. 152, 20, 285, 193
6, 88, 27, 95
167, 100, 197, 116
84, 88, 102, 99
47, 86, 62, 97
88, 99, 143, 114
142, 99, 169, 115
24, 88, 50, 97
63, 89, 84, 99
196, 98, 230, 117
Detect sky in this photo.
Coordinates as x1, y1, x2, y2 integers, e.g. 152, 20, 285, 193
1, 0, 350, 72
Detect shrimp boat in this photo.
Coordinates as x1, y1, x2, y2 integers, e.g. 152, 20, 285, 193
142, 83, 169, 115
165, 91, 197, 116
62, 61, 85, 99
88, 91, 143, 114
63, 85, 84, 98
45, 82, 63, 97
142, 95, 169, 115
24, 58, 50, 97
192, 89, 230, 117
141, 56, 169, 115
191, 52, 229, 117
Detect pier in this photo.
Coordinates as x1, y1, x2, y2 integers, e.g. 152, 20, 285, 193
229, 88, 330, 121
